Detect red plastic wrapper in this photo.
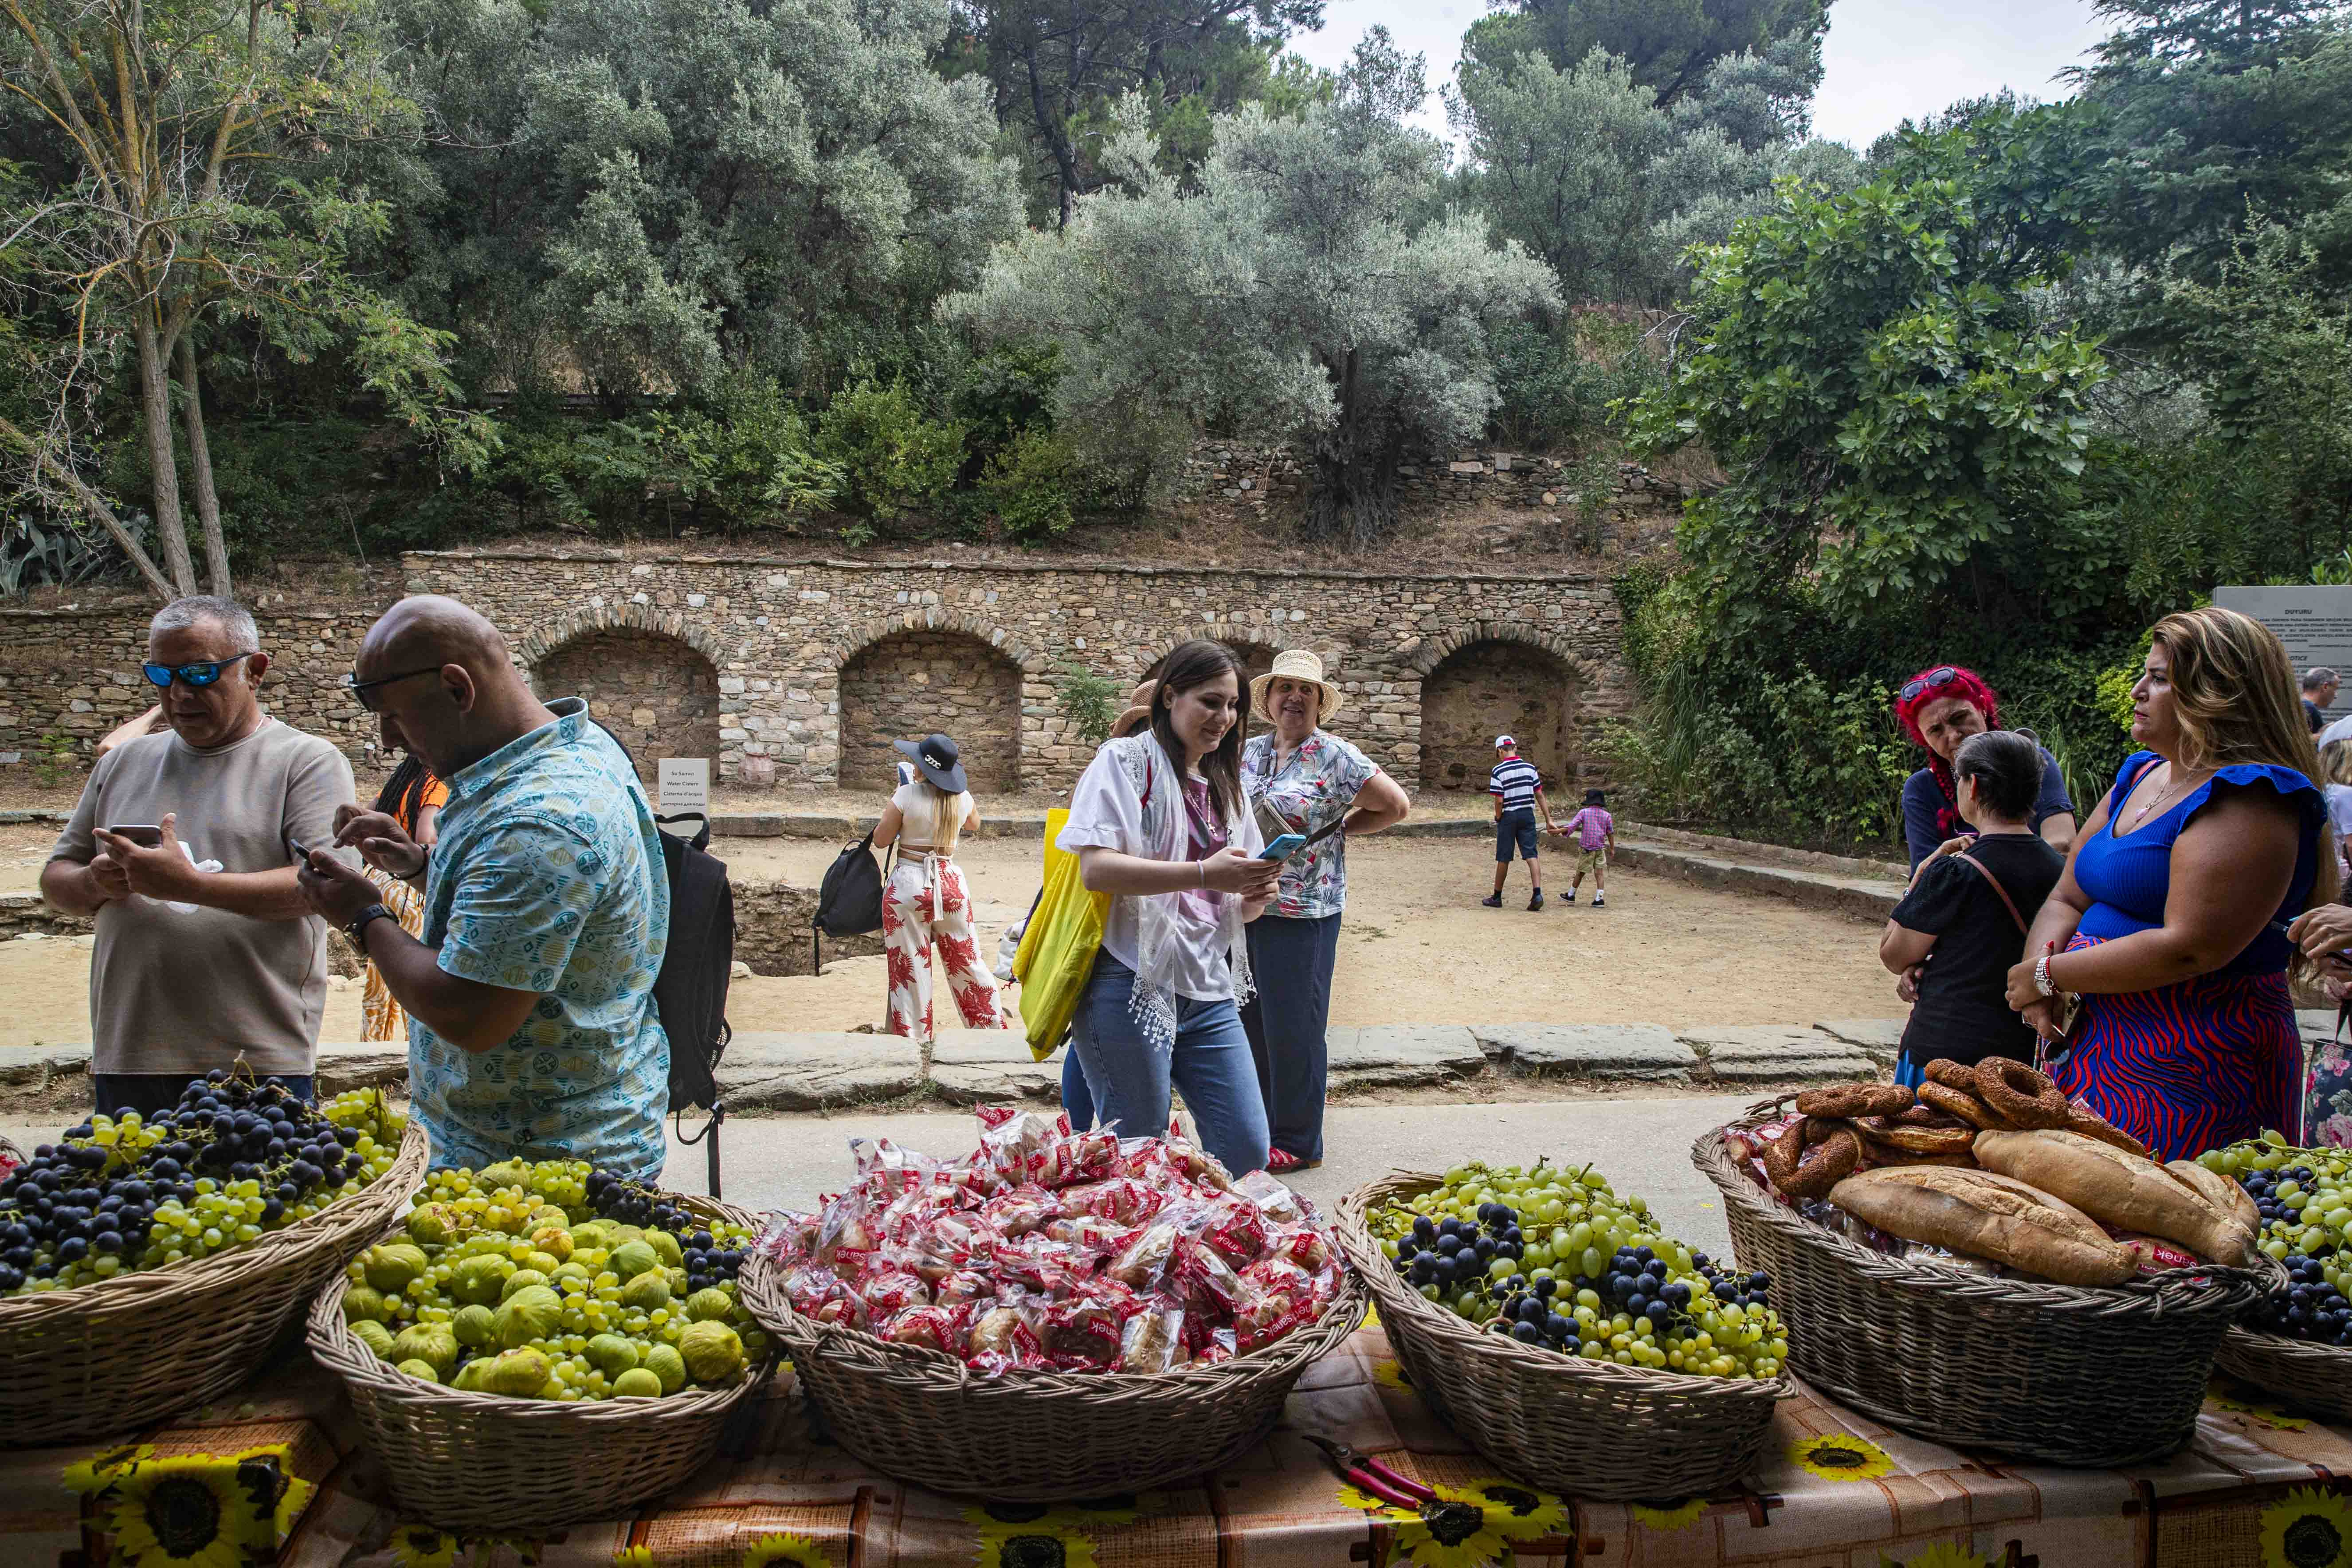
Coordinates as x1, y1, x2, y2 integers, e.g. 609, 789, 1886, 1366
2106, 1227, 2202, 1277
1173, 1235, 1246, 1317
1109, 1216, 1185, 1291
988, 1232, 1082, 1290
1266, 1225, 1332, 1271
1126, 1137, 1235, 1194
967, 1302, 1052, 1375
980, 1186, 1061, 1239
881, 1302, 976, 1355
1044, 1297, 1124, 1368
1059, 1177, 1165, 1226
1034, 1127, 1123, 1189
978, 1109, 1072, 1184
932, 1268, 994, 1307
1041, 1213, 1133, 1258
815, 1188, 880, 1258
854, 1137, 939, 1194
1116, 1301, 1191, 1373
858, 1266, 933, 1318
1230, 1168, 1308, 1225
1197, 1195, 1271, 1268
757, 1210, 819, 1265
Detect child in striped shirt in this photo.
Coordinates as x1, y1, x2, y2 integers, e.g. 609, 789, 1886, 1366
1483, 734, 1553, 910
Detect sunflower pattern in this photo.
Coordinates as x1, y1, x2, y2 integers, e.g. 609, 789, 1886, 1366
2263, 1486, 2352, 1568
1788, 1433, 1895, 1482
1628, 1498, 1708, 1532
614, 1548, 659, 1568
1881, 1544, 1997, 1568
1372, 1356, 1415, 1391
742, 1532, 831, 1568
973, 1521, 1100, 1568
58, 1441, 311, 1568
1336, 1473, 1572, 1567
2212, 1385, 2314, 1431
390, 1527, 460, 1568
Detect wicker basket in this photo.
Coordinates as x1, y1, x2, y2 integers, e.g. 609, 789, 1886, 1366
1336, 1173, 1785, 1501
2, 1117, 428, 1448
308, 1193, 776, 1532
2215, 1330, 2352, 1421
740, 1238, 1368, 1501
1694, 1109, 2278, 1467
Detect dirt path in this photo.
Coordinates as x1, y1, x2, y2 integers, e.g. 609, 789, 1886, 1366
0, 828, 1897, 1048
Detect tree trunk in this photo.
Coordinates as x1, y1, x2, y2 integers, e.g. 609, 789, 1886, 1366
0, 417, 179, 602
133, 313, 198, 596
1022, 44, 1082, 228
1300, 347, 1403, 546
177, 336, 231, 596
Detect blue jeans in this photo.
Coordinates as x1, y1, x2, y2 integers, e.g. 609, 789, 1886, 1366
1061, 1047, 1094, 1128
1069, 955, 1269, 1176
1239, 913, 1341, 1162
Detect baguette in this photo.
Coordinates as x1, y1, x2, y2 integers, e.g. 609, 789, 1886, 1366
1972, 1129, 2255, 1267
1828, 1167, 2136, 1287
2168, 1158, 2260, 1236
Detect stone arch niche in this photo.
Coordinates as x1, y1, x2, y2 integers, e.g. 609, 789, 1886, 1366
530, 626, 722, 784
838, 627, 1024, 792
1415, 631, 1583, 794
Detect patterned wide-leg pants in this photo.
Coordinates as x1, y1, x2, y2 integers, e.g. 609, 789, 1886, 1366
882, 855, 1006, 1044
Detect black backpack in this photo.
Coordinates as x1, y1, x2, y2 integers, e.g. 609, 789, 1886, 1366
812, 832, 892, 971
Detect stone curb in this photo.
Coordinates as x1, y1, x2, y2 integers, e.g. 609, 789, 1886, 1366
5, 1018, 1951, 1112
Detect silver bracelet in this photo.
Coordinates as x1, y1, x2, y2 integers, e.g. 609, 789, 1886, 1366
1196, 860, 1206, 887
2034, 954, 2055, 998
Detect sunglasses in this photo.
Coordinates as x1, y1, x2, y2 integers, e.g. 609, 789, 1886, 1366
342, 666, 443, 713
1899, 666, 1960, 704
142, 651, 259, 689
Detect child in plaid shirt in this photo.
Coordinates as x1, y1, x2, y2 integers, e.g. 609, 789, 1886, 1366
1556, 788, 1615, 907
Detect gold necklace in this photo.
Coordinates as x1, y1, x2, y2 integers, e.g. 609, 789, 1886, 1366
2128, 761, 2211, 826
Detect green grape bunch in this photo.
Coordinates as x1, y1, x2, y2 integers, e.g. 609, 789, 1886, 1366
344, 1157, 765, 1402
2202, 1134, 2352, 1344
0, 1073, 406, 1296
1370, 1160, 1788, 1380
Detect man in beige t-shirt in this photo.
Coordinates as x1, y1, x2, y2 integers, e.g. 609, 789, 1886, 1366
43, 595, 354, 1117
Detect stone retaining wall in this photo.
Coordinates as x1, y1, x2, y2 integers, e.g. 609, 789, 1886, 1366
412, 552, 1633, 793
0, 549, 1635, 797
1172, 444, 1695, 517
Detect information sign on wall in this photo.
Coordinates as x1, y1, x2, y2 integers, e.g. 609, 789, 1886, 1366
658, 757, 710, 820
2215, 586, 2352, 725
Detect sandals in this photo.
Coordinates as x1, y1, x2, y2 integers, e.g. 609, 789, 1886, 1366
1266, 1148, 1321, 1173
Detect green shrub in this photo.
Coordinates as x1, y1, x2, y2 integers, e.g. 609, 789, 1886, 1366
952, 341, 1062, 461
980, 430, 1078, 542
1055, 662, 1122, 745
815, 378, 965, 521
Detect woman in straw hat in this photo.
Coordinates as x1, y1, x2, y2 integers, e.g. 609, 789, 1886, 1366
1239, 649, 1411, 1170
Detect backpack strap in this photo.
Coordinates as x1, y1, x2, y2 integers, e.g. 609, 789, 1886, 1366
1954, 851, 2028, 935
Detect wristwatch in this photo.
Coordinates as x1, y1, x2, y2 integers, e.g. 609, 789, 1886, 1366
2033, 954, 2057, 998
345, 903, 395, 946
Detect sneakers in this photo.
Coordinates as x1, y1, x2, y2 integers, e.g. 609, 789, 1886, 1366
1529, 890, 1545, 911
1480, 893, 1503, 908
1592, 894, 1606, 907
1564, 890, 1578, 905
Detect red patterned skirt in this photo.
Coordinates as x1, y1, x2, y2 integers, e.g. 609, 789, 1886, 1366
2051, 935, 2300, 1162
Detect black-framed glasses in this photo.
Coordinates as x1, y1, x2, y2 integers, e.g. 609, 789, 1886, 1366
1899, 666, 1960, 704
142, 651, 258, 690
342, 666, 443, 713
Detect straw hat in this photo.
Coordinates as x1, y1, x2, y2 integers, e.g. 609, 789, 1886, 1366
1250, 649, 1345, 725
1109, 680, 1156, 741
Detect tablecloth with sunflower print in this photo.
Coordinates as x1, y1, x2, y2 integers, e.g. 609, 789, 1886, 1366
12, 1318, 2352, 1568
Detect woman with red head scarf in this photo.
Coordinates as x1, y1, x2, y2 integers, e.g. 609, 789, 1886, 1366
1893, 665, 2078, 873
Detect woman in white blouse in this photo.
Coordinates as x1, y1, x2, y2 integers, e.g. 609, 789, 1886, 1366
1058, 640, 1281, 1174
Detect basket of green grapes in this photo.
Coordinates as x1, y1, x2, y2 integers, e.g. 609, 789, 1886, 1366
2203, 1135, 2352, 1420
0, 1073, 424, 1447
1335, 1161, 1788, 1502
306, 1158, 775, 1531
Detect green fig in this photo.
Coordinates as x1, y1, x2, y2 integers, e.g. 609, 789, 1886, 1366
499, 1268, 549, 1301
391, 1323, 460, 1378
612, 1368, 664, 1399
684, 1288, 734, 1322
452, 1254, 514, 1306
643, 1342, 686, 1394
610, 1240, 659, 1281
620, 1270, 672, 1313
396, 1358, 443, 1384
341, 1284, 391, 1325
452, 1304, 499, 1348
351, 1320, 397, 1360
646, 1229, 684, 1269
495, 1285, 563, 1348
482, 1348, 552, 1397
586, 1333, 641, 1377
678, 1321, 746, 1385
361, 1243, 429, 1295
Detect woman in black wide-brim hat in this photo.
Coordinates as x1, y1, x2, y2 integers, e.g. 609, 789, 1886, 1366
871, 732, 1006, 1044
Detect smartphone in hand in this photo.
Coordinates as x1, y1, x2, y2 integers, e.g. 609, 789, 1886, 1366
1258, 833, 1306, 861
104, 824, 163, 848
286, 835, 313, 865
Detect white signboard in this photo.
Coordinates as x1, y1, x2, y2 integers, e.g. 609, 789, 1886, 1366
2214, 586, 2352, 725
657, 757, 710, 819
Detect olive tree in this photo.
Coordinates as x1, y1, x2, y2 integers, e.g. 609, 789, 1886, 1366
945, 31, 1556, 542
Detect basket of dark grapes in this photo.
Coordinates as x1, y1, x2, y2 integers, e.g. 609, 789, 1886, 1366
0, 1070, 426, 1446
1335, 1163, 1788, 1502
2206, 1139, 2352, 1420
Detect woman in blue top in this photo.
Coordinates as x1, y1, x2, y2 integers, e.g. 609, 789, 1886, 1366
2005, 607, 2337, 1161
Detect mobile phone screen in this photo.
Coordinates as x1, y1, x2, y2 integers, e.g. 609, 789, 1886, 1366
105, 824, 163, 848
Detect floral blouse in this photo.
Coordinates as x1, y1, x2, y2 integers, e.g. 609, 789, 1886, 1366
1241, 729, 1378, 921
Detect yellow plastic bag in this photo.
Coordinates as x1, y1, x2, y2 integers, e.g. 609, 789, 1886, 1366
1013, 808, 1109, 1061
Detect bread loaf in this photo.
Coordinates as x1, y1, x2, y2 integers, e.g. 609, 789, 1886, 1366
1828, 1167, 2136, 1287
1972, 1130, 2255, 1267
2168, 1158, 2260, 1236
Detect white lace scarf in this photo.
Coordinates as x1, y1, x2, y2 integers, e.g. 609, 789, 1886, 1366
1108, 733, 1254, 1055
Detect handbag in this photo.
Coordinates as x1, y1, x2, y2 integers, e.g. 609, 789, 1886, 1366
813, 831, 894, 971
1012, 808, 1109, 1061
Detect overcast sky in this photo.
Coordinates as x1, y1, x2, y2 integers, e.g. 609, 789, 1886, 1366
1284, 0, 2116, 153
